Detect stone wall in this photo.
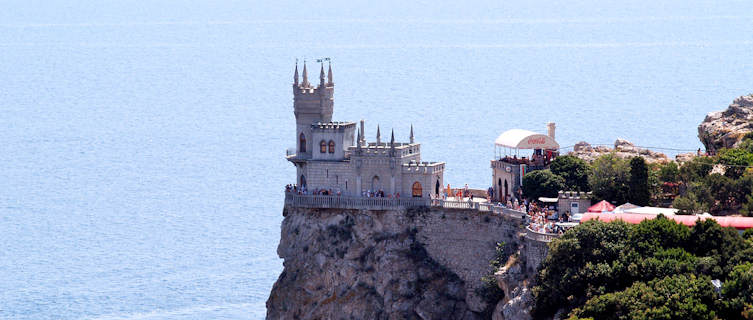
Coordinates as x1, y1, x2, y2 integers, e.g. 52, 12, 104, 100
267, 204, 553, 319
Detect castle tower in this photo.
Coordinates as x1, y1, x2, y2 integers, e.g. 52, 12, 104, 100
293, 60, 334, 157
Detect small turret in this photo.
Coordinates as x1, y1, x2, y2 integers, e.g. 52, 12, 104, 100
376, 125, 381, 144
409, 124, 415, 144
302, 61, 309, 88
327, 62, 333, 85
293, 61, 299, 87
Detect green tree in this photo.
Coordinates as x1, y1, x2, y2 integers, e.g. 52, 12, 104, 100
589, 154, 631, 204
717, 148, 753, 179
521, 169, 565, 201
721, 263, 753, 319
550, 155, 591, 191
679, 156, 714, 184
570, 274, 719, 320
673, 182, 712, 215
659, 161, 680, 183
628, 157, 650, 206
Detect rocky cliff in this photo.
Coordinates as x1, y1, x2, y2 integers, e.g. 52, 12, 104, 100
698, 94, 753, 153
266, 206, 537, 320
569, 139, 669, 163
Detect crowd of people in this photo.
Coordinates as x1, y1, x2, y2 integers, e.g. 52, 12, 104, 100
525, 202, 572, 234
285, 184, 342, 196
286, 181, 575, 235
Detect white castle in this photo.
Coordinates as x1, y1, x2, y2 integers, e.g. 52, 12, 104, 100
286, 61, 445, 198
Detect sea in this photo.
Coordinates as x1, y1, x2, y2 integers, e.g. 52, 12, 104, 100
1, 0, 752, 318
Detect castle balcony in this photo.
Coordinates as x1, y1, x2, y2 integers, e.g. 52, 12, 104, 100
285, 193, 430, 210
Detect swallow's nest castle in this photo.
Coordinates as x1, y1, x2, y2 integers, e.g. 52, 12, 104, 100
285, 62, 445, 198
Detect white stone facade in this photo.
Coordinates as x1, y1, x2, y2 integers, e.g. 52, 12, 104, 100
286, 62, 444, 198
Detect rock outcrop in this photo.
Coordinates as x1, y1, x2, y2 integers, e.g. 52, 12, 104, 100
267, 206, 528, 320
569, 139, 669, 164
698, 94, 753, 153
492, 255, 533, 320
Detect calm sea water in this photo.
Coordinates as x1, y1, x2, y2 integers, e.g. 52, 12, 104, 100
1, 0, 752, 319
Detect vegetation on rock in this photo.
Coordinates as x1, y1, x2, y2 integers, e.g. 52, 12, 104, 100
532, 217, 753, 320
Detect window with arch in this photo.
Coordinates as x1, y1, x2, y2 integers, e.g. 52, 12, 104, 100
320, 140, 327, 153
412, 181, 423, 198
328, 140, 335, 153
299, 133, 306, 153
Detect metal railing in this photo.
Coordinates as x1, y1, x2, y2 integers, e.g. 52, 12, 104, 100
430, 199, 527, 220
285, 193, 430, 210
285, 193, 563, 241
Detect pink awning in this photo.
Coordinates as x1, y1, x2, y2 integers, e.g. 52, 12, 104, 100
581, 212, 753, 230
587, 200, 616, 213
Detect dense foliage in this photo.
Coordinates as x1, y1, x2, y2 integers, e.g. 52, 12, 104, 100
522, 169, 565, 200
588, 154, 631, 204
627, 157, 651, 206
532, 217, 753, 320
550, 155, 591, 192
672, 139, 753, 215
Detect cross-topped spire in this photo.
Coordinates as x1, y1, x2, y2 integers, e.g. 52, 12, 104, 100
327, 62, 333, 85
376, 125, 381, 144
409, 124, 415, 144
293, 60, 299, 86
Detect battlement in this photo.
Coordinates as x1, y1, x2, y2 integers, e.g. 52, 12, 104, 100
312, 121, 356, 130
402, 161, 445, 174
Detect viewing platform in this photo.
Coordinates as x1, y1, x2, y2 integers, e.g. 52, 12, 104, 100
284, 193, 562, 243
284, 193, 530, 220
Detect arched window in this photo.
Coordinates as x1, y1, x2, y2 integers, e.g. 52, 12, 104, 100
328, 140, 335, 153
299, 133, 306, 153
320, 140, 327, 153
412, 182, 423, 198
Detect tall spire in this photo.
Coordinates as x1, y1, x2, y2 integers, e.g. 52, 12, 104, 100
409, 124, 415, 144
327, 62, 333, 85
390, 129, 396, 155
376, 125, 381, 144
319, 63, 325, 87
356, 131, 362, 152
302, 60, 309, 87
293, 60, 299, 87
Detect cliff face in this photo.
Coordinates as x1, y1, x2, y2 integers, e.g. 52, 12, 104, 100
266, 206, 527, 320
699, 94, 753, 153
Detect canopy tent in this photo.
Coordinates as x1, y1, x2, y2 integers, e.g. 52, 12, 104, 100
623, 207, 678, 215
613, 202, 640, 213
587, 200, 616, 213
494, 129, 559, 150
581, 212, 753, 230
